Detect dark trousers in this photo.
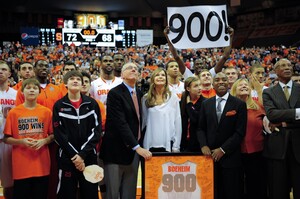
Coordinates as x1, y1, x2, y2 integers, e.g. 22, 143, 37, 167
14, 176, 49, 199
48, 143, 59, 199
242, 151, 268, 199
214, 163, 243, 199
57, 167, 98, 199
267, 141, 300, 199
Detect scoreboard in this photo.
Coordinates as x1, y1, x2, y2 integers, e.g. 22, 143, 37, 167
39, 28, 62, 45
115, 30, 136, 48
62, 28, 115, 46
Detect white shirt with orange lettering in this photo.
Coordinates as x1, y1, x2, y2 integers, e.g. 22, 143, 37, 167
169, 81, 184, 101
0, 87, 17, 188
90, 77, 123, 106
0, 87, 17, 139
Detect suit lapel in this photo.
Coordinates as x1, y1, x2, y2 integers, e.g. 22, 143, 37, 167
121, 83, 137, 115
211, 97, 219, 125
219, 94, 234, 124
289, 82, 300, 108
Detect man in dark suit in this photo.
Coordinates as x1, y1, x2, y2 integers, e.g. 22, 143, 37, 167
262, 58, 300, 199
100, 62, 152, 199
197, 72, 247, 199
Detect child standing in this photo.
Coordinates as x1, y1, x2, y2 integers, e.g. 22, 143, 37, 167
3, 78, 53, 199
53, 70, 101, 199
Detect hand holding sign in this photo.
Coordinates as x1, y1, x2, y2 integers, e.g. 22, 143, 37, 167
83, 164, 104, 183
167, 5, 229, 49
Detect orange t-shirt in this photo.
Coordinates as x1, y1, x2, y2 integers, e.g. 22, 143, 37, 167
58, 83, 68, 97
12, 81, 23, 90
16, 83, 61, 111
4, 104, 53, 180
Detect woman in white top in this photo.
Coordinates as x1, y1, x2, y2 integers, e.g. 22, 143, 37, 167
142, 68, 182, 152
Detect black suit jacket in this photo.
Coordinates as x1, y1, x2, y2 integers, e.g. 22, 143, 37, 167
100, 83, 142, 165
262, 82, 300, 162
181, 95, 207, 152
197, 94, 247, 168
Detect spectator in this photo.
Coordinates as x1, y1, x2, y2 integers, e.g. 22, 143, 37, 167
197, 72, 247, 199
180, 76, 206, 152
53, 70, 101, 199
248, 63, 268, 103
291, 72, 300, 84
90, 55, 123, 106
57, 61, 77, 96
113, 53, 125, 78
199, 69, 216, 98
230, 78, 267, 199
3, 78, 53, 199
142, 68, 182, 152
100, 63, 152, 199
0, 60, 17, 199
224, 67, 239, 90
81, 71, 106, 130
12, 62, 35, 90
166, 60, 185, 100
262, 58, 300, 199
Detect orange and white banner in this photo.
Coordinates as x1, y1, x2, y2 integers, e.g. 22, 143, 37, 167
144, 154, 214, 199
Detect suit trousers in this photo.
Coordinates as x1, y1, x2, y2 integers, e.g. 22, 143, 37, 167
242, 151, 268, 199
104, 153, 140, 199
214, 162, 243, 199
267, 138, 300, 199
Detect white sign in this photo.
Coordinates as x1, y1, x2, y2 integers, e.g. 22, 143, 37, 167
167, 5, 229, 49
136, 29, 153, 47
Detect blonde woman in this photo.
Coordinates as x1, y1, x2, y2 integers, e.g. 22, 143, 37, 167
230, 78, 267, 199
142, 68, 182, 152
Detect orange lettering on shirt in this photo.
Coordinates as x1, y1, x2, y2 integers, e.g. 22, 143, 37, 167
97, 89, 110, 95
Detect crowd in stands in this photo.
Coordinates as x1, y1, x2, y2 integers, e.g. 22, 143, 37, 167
1, 41, 299, 90
0, 36, 300, 199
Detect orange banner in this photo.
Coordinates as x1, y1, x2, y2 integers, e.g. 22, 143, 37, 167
144, 154, 214, 199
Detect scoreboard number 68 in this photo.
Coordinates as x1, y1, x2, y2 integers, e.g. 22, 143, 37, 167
101, 34, 112, 42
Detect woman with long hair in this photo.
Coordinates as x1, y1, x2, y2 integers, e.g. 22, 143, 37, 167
180, 76, 207, 152
142, 68, 182, 152
230, 78, 267, 199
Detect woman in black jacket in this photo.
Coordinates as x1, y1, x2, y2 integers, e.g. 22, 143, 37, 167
180, 76, 207, 152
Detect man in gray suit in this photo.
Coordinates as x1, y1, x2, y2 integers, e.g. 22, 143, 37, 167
263, 58, 300, 199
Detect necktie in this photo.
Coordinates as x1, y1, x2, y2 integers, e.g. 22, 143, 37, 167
216, 98, 224, 123
132, 90, 141, 140
283, 86, 290, 101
